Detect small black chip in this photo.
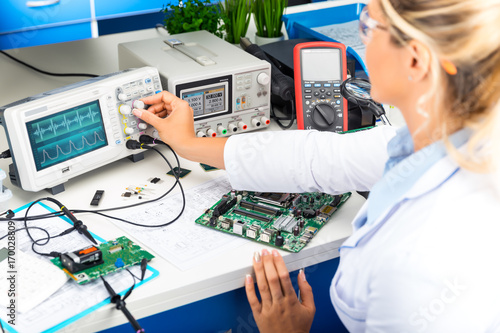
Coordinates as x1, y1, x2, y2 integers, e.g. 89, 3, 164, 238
167, 167, 191, 178
200, 163, 219, 172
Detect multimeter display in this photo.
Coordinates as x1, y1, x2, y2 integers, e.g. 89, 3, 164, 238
26, 100, 108, 171
302, 49, 342, 81
182, 85, 226, 118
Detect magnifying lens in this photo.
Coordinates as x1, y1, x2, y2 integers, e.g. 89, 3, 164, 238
340, 77, 391, 126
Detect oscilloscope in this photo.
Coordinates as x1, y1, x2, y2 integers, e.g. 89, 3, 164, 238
0, 67, 162, 193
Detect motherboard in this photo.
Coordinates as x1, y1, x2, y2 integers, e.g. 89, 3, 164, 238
195, 191, 351, 252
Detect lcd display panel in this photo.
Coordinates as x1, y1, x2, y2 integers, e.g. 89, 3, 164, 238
26, 100, 108, 171
182, 85, 226, 117
302, 48, 341, 81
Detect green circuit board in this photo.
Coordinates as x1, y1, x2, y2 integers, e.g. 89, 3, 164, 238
51, 236, 154, 285
195, 191, 351, 252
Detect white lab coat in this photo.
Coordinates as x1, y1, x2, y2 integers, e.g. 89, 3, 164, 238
224, 126, 500, 332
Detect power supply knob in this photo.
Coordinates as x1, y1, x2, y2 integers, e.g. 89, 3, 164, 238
196, 131, 207, 137
238, 121, 248, 130
257, 72, 270, 86
138, 123, 147, 130
118, 104, 132, 116
118, 93, 127, 101
132, 100, 145, 109
206, 129, 217, 137
251, 118, 261, 127
124, 127, 134, 135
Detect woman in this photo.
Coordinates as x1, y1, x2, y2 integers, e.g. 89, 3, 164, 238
133, 0, 500, 331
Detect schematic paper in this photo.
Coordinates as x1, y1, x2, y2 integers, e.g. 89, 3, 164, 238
0, 204, 157, 333
313, 20, 366, 65
112, 175, 246, 271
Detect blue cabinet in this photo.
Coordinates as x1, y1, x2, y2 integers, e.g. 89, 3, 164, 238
95, 0, 167, 19
0, 0, 93, 49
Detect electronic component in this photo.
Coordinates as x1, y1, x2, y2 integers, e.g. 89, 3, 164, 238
59, 246, 104, 274
253, 192, 292, 208
149, 177, 162, 184
90, 190, 104, 206
246, 224, 261, 239
233, 221, 246, 235
51, 236, 155, 284
167, 167, 192, 179
220, 219, 232, 230
119, 31, 271, 140
233, 208, 272, 223
273, 215, 298, 233
239, 200, 279, 216
195, 191, 351, 252
0, 67, 162, 193
200, 163, 219, 172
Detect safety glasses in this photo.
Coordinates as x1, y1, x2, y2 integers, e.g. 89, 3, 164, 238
359, 6, 388, 44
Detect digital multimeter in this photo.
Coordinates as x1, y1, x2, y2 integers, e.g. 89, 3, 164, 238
294, 41, 348, 132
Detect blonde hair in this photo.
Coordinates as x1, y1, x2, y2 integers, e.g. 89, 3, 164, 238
379, 0, 500, 173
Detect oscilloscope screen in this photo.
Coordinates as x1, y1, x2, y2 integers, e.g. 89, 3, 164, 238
26, 100, 108, 171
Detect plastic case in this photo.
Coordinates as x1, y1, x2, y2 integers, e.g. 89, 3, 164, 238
283, 0, 368, 75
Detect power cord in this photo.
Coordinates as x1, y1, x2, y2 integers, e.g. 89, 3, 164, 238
271, 99, 296, 130
0, 50, 99, 78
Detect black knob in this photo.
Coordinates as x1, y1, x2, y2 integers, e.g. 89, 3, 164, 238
312, 103, 336, 129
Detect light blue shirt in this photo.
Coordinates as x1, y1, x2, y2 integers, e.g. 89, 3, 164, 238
354, 126, 470, 230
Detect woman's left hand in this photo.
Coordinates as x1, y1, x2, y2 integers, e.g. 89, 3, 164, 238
245, 249, 316, 333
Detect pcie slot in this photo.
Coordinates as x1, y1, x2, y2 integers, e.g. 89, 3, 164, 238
239, 201, 279, 216
233, 208, 272, 223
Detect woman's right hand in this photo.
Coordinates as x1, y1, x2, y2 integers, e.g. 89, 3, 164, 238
133, 90, 196, 151
133, 90, 228, 169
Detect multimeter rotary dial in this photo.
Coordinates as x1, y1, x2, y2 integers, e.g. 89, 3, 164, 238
308, 101, 339, 129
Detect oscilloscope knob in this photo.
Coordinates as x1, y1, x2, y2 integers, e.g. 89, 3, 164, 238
119, 104, 132, 116
257, 73, 270, 86
132, 100, 145, 109
118, 93, 127, 101
124, 127, 134, 135
138, 123, 147, 130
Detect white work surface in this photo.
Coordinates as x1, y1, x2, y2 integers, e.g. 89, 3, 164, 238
0, 29, 365, 332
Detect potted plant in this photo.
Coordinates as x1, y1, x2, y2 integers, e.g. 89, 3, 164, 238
253, 0, 288, 45
219, 0, 254, 45
162, 0, 225, 38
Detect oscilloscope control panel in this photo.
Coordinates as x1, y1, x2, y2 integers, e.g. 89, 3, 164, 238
0, 67, 162, 193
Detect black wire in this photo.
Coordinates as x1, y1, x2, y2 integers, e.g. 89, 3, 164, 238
73, 146, 186, 228
0, 50, 99, 78
272, 99, 296, 130
0, 143, 182, 223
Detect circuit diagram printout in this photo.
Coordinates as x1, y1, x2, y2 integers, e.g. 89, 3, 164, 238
113, 176, 246, 271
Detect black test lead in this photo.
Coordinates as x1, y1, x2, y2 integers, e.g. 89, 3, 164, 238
101, 276, 144, 333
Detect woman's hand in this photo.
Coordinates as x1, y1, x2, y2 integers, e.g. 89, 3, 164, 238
133, 90, 228, 169
245, 249, 316, 333
133, 90, 196, 151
